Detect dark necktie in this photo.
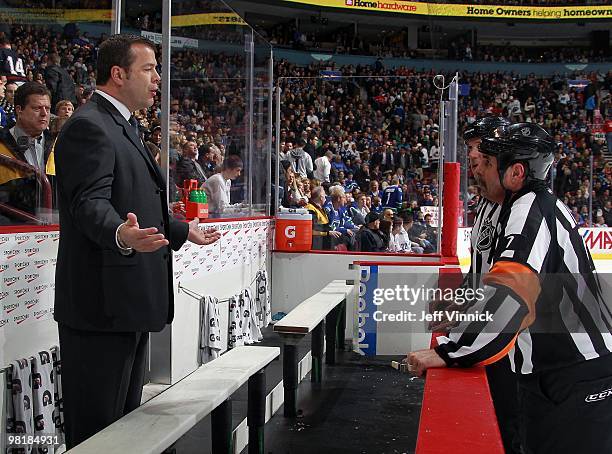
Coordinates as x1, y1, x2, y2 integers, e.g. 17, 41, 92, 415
128, 115, 141, 139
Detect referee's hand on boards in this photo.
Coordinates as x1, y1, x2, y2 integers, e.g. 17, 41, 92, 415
119, 212, 169, 252
406, 349, 447, 377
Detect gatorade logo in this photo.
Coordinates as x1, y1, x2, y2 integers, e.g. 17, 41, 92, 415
285, 225, 296, 239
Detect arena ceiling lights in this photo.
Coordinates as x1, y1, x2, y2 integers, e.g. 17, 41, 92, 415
279, 0, 612, 21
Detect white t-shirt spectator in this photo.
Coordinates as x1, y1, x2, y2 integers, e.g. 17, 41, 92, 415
307, 112, 319, 125
205, 172, 231, 214
430, 144, 440, 163
420, 145, 429, 169
313, 155, 331, 182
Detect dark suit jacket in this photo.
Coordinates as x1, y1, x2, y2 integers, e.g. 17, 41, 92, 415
44, 64, 78, 108
176, 156, 206, 187
53, 93, 189, 332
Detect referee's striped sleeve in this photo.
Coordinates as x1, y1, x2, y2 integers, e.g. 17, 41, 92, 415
434, 193, 545, 367
434, 262, 540, 367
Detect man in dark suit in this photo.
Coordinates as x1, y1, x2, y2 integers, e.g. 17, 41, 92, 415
176, 139, 207, 187
53, 34, 221, 449
0, 82, 54, 224
44, 52, 77, 112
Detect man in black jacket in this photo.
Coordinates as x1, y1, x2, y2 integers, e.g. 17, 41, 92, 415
176, 140, 207, 187
54, 34, 221, 448
358, 211, 387, 252
44, 53, 77, 112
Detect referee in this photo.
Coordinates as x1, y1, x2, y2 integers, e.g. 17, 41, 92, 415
432, 117, 520, 454
410, 122, 612, 453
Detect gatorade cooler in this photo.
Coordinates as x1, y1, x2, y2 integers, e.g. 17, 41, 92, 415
275, 208, 312, 251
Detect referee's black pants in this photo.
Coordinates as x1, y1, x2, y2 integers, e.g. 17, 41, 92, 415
518, 354, 612, 454
486, 356, 521, 454
58, 323, 149, 449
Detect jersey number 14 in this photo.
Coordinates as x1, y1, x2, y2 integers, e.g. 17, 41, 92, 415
6, 56, 25, 77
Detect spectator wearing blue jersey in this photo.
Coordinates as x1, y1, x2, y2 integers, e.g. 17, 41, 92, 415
343, 172, 359, 192
331, 154, 348, 177
371, 195, 383, 214
325, 185, 358, 250
350, 192, 370, 226
382, 177, 403, 210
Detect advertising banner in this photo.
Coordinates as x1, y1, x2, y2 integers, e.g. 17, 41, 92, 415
0, 8, 111, 24
170, 12, 246, 27
141, 31, 199, 49
0, 219, 273, 331
172, 219, 272, 282
280, 0, 612, 21
458, 226, 612, 266
0, 8, 245, 27
0, 231, 59, 330
353, 263, 437, 356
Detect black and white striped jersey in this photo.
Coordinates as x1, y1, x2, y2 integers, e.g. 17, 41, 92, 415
436, 183, 612, 374
468, 198, 500, 288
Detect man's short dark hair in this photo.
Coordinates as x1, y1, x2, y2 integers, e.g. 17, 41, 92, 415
0, 37, 10, 46
14, 82, 51, 109
223, 155, 243, 170
96, 34, 156, 86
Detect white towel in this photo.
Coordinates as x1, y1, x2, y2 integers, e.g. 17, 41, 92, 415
31, 350, 55, 453
228, 294, 245, 349
243, 289, 262, 343
255, 270, 271, 328
199, 296, 223, 364
51, 348, 65, 449
9, 358, 34, 454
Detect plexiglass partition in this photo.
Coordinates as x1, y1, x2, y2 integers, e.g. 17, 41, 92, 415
275, 74, 442, 254
0, 0, 273, 227
0, 1, 112, 226
167, 0, 272, 219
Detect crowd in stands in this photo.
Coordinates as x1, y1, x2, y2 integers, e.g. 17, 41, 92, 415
275, 59, 612, 251
264, 25, 611, 63
0, 22, 610, 244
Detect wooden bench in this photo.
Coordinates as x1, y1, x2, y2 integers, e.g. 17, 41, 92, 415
273, 279, 352, 417
66, 346, 280, 454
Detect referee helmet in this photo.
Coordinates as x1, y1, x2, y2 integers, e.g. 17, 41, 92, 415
479, 122, 555, 181
463, 116, 510, 142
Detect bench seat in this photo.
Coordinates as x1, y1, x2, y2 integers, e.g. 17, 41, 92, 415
67, 346, 280, 454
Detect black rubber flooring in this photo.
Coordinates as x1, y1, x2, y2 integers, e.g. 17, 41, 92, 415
169, 328, 424, 454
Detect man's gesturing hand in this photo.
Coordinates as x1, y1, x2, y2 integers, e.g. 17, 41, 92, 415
187, 218, 222, 246
119, 212, 169, 252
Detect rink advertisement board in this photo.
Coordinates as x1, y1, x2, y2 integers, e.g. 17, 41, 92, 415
0, 230, 59, 331
458, 227, 612, 266
280, 0, 612, 21
0, 219, 273, 331
353, 263, 438, 356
